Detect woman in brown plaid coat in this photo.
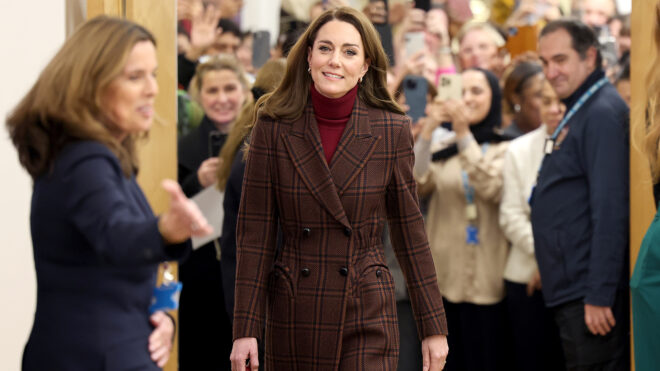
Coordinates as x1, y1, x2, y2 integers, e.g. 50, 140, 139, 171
230, 7, 448, 371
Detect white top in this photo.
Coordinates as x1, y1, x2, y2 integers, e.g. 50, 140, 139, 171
499, 124, 548, 284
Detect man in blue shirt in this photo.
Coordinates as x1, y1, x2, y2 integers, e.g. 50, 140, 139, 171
531, 19, 629, 370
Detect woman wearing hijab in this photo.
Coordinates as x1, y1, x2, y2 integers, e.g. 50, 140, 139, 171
413, 68, 510, 371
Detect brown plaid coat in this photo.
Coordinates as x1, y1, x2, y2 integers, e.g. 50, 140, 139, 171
233, 97, 448, 370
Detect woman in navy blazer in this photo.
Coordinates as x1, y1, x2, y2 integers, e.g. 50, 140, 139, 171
6, 16, 211, 371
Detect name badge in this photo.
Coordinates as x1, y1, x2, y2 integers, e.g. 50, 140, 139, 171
544, 139, 554, 154
465, 203, 478, 221
149, 282, 183, 314
466, 225, 479, 245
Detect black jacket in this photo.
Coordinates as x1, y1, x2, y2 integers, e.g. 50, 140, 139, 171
530, 69, 629, 308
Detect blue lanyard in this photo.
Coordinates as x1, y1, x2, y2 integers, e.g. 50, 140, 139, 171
549, 76, 609, 142
461, 143, 489, 204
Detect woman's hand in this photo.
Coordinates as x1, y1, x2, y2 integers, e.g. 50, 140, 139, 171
158, 179, 212, 244
230, 337, 259, 371
197, 157, 222, 188
442, 100, 471, 139
526, 269, 542, 296
148, 311, 174, 368
422, 334, 449, 370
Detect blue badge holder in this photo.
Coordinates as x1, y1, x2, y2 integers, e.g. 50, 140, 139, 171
149, 282, 182, 314
466, 225, 479, 245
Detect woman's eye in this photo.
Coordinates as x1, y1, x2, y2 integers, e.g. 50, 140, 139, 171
319, 45, 331, 52
345, 49, 357, 56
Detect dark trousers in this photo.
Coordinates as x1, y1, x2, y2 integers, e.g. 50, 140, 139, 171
505, 280, 565, 371
443, 299, 510, 371
552, 291, 630, 371
179, 244, 233, 370
396, 300, 422, 370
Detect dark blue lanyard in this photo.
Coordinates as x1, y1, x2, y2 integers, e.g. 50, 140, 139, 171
533, 77, 609, 205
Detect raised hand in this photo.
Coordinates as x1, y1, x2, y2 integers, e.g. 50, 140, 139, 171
158, 179, 212, 244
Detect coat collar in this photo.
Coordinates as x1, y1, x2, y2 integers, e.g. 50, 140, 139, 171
282, 96, 380, 228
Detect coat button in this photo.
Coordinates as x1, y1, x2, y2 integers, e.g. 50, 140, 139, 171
302, 228, 311, 237
339, 267, 348, 276
301, 268, 310, 277
376, 269, 382, 278
343, 227, 352, 237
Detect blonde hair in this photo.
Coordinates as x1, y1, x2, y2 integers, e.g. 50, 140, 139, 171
645, 2, 660, 182
188, 54, 250, 107
5, 15, 155, 179
457, 22, 506, 49
216, 58, 287, 190
258, 6, 403, 121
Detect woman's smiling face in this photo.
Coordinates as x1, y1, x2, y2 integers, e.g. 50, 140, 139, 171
307, 20, 370, 98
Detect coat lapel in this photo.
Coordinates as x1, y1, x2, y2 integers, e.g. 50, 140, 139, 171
328, 99, 380, 197
282, 103, 350, 228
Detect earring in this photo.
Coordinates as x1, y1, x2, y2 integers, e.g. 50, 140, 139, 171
359, 76, 363, 83
514, 104, 521, 112
307, 67, 311, 73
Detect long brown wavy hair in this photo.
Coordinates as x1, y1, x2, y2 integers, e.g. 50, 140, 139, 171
216, 58, 287, 190
257, 6, 403, 121
645, 1, 660, 182
5, 16, 156, 179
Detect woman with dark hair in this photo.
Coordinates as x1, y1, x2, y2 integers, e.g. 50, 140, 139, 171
5, 16, 211, 370
414, 68, 509, 371
500, 79, 566, 371
502, 60, 545, 138
230, 7, 448, 371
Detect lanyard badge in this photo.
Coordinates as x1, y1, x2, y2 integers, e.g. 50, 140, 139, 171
462, 143, 489, 246
149, 263, 182, 314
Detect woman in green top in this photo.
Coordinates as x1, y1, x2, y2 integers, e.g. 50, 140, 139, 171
632, 3, 660, 370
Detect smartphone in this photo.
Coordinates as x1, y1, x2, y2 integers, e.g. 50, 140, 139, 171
375, 23, 395, 66
405, 31, 425, 57
208, 131, 225, 157
403, 75, 428, 123
437, 74, 462, 101
252, 30, 270, 70
505, 25, 538, 59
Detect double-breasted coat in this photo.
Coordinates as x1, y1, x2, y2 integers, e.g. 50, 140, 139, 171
233, 97, 448, 370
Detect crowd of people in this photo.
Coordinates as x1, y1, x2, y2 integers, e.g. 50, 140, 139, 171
7, 0, 645, 370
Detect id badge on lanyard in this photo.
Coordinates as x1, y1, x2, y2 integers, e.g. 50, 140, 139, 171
149, 263, 182, 314
462, 143, 488, 246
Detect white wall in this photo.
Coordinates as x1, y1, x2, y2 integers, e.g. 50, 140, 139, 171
0, 2, 65, 369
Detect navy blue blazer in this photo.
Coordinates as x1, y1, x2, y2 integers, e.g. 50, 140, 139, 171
22, 141, 190, 371
530, 70, 629, 308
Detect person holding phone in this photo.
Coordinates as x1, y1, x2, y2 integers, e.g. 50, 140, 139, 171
230, 7, 448, 371
177, 54, 249, 370
7, 16, 212, 370
413, 68, 510, 371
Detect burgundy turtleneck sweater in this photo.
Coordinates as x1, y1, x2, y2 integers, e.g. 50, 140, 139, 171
310, 83, 358, 164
